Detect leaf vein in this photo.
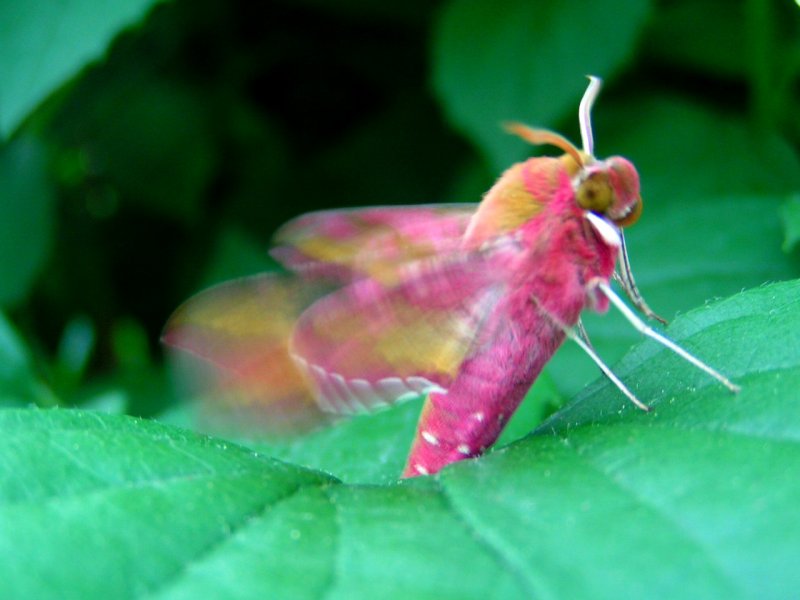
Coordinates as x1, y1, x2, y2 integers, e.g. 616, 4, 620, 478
435, 477, 543, 599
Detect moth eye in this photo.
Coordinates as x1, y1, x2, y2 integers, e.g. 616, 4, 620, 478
576, 171, 613, 212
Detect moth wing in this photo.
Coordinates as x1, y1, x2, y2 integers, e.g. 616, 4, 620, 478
163, 209, 514, 434
162, 274, 334, 435
271, 204, 476, 284
290, 244, 516, 415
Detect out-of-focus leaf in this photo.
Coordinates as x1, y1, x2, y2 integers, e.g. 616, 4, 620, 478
433, 0, 651, 170
0, 313, 54, 408
200, 226, 276, 289
51, 315, 95, 395
78, 365, 178, 418
0, 0, 164, 137
0, 136, 55, 307
643, 0, 746, 78
2, 280, 799, 599
111, 317, 151, 370
780, 193, 800, 252
597, 94, 800, 202
56, 77, 215, 222
279, 0, 435, 24
303, 93, 470, 210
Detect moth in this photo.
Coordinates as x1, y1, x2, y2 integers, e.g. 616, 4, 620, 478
163, 77, 738, 478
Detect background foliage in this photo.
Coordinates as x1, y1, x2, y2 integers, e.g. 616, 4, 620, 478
1, 0, 799, 598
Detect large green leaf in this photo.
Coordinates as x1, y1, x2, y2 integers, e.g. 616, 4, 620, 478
0, 410, 335, 600
2, 280, 798, 598
0, 0, 164, 138
432, 0, 651, 170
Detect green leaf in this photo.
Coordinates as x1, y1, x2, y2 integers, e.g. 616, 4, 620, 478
2, 280, 798, 599
0, 135, 55, 308
0, 0, 164, 138
780, 193, 800, 252
0, 410, 335, 599
432, 0, 651, 170
256, 398, 422, 486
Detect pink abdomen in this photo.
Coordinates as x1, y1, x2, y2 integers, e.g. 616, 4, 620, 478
402, 317, 565, 477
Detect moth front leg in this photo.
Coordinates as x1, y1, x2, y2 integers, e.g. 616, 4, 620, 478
584, 275, 612, 314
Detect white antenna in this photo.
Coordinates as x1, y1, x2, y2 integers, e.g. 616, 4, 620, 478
579, 76, 603, 157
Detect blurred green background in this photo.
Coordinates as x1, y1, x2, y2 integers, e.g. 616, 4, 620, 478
1, 0, 799, 423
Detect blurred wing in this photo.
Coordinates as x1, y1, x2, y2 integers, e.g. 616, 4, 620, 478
271, 204, 476, 284
290, 245, 516, 415
162, 274, 334, 435
163, 209, 516, 433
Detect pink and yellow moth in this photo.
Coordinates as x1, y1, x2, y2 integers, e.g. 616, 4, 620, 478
163, 77, 739, 478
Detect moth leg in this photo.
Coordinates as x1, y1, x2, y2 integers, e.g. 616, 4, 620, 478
597, 282, 740, 393
565, 327, 651, 411
530, 293, 650, 411
614, 233, 667, 324
574, 318, 594, 351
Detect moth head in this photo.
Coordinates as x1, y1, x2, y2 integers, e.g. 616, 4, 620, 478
504, 76, 643, 229
574, 157, 642, 227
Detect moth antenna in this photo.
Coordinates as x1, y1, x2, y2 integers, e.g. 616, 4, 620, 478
579, 76, 603, 157
565, 327, 651, 411
597, 282, 741, 393
614, 233, 668, 324
504, 122, 584, 168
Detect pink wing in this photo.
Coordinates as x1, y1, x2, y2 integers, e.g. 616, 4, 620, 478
162, 275, 334, 435
288, 243, 518, 415
271, 204, 476, 284
163, 204, 518, 436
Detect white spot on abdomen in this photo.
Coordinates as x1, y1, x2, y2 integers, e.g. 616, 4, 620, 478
421, 430, 439, 446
